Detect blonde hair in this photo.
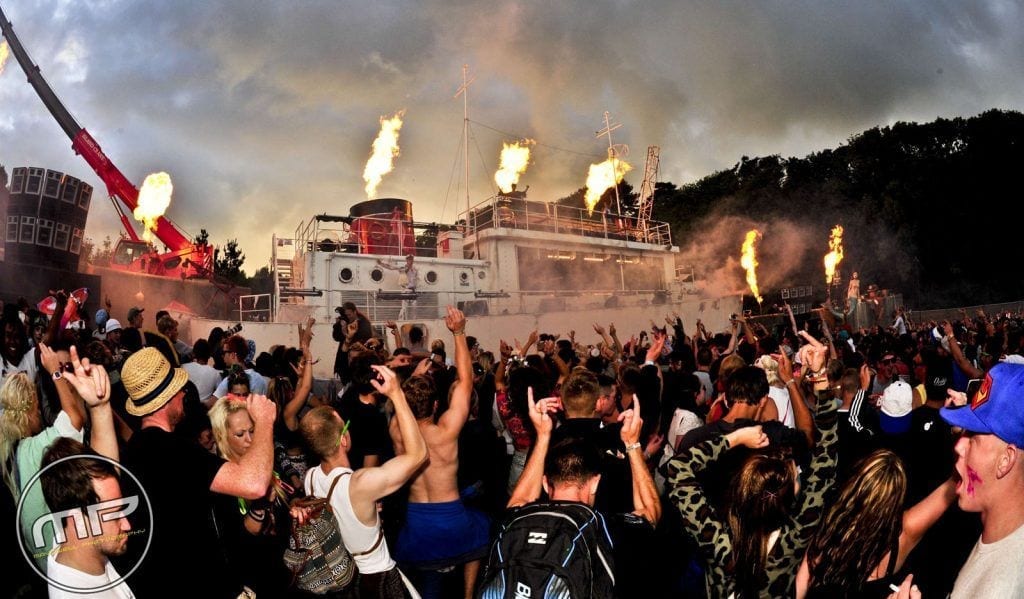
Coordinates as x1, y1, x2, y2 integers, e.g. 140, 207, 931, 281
806, 449, 906, 591
1, 373, 38, 497
208, 396, 253, 462
755, 355, 782, 387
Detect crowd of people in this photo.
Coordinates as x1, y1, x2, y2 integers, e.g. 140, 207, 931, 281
2, 290, 1024, 598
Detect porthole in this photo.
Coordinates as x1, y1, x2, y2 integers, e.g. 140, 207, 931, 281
339, 267, 353, 283
477, 271, 486, 280
425, 271, 438, 284
370, 268, 384, 282
459, 272, 470, 285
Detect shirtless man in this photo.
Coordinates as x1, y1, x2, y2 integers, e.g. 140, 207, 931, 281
391, 306, 487, 599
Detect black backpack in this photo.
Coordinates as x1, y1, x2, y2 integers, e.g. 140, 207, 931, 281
478, 501, 615, 599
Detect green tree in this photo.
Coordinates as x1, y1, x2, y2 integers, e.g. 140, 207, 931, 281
215, 238, 246, 285
194, 228, 210, 246
249, 266, 274, 295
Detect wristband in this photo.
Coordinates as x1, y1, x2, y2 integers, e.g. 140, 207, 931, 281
624, 442, 642, 452
452, 331, 466, 336
644, 360, 655, 366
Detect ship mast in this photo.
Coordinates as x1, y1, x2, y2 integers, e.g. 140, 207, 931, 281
596, 111, 624, 214
454, 64, 475, 223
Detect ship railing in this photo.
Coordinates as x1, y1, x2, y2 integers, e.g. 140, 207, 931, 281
461, 195, 673, 246
239, 293, 273, 322
289, 215, 446, 260
289, 287, 672, 324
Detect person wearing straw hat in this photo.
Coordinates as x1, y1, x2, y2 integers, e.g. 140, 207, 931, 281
120, 347, 277, 598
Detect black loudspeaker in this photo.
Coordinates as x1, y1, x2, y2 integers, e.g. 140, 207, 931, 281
458, 300, 489, 316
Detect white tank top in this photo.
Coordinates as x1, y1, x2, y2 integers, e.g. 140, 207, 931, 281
305, 466, 394, 574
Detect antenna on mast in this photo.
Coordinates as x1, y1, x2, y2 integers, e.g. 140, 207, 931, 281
454, 64, 475, 224
596, 111, 626, 214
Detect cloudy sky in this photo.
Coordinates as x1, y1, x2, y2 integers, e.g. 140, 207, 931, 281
2, 0, 1022, 271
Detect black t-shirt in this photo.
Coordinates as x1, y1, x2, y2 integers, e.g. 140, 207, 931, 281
337, 391, 391, 469
122, 426, 235, 597
551, 418, 633, 514
905, 405, 955, 504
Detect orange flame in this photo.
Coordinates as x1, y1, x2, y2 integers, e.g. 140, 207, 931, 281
494, 140, 534, 193
824, 224, 844, 285
584, 156, 631, 215
0, 40, 10, 77
363, 110, 406, 198
741, 229, 763, 304
134, 172, 173, 243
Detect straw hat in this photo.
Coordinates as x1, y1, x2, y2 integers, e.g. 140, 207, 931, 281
123, 347, 189, 416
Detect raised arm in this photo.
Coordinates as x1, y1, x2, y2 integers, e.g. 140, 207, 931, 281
211, 394, 277, 499
40, 343, 86, 431
792, 389, 841, 548
896, 477, 957, 566
62, 346, 117, 461
386, 320, 403, 350
436, 306, 473, 435
507, 388, 557, 508
287, 319, 316, 425
778, 350, 814, 449
942, 321, 983, 379
621, 395, 661, 524
350, 365, 428, 514
667, 426, 767, 562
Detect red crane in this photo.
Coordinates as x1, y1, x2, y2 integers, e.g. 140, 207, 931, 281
0, 4, 213, 279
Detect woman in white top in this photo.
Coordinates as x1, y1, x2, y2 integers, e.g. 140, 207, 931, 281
755, 355, 795, 428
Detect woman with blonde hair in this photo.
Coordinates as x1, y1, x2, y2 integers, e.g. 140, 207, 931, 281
209, 395, 292, 596
796, 449, 956, 598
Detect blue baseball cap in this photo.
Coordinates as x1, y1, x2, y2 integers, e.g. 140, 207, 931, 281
941, 362, 1024, 446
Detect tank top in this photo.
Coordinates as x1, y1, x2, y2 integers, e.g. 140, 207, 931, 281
305, 466, 393, 574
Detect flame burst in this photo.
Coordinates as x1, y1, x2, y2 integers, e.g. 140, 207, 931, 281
494, 140, 534, 193
741, 229, 763, 304
0, 40, 10, 77
584, 156, 632, 215
363, 110, 406, 198
134, 172, 173, 243
824, 225, 844, 285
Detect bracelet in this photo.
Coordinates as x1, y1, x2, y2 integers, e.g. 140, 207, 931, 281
452, 331, 466, 336
644, 360, 655, 366
785, 380, 798, 388
624, 442, 642, 452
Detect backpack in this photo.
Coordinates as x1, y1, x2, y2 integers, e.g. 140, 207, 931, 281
478, 501, 615, 599
283, 471, 356, 594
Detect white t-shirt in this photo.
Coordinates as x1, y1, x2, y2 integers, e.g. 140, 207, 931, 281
693, 370, 714, 401
47, 552, 135, 598
951, 522, 1024, 599
768, 386, 796, 428
2, 349, 38, 381
182, 362, 222, 406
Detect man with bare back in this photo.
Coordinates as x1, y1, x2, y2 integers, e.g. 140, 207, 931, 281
391, 306, 489, 599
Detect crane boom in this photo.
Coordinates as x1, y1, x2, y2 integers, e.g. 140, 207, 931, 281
636, 145, 660, 242
0, 4, 212, 278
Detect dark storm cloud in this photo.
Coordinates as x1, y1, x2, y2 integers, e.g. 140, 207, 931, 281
2, 0, 1022, 269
